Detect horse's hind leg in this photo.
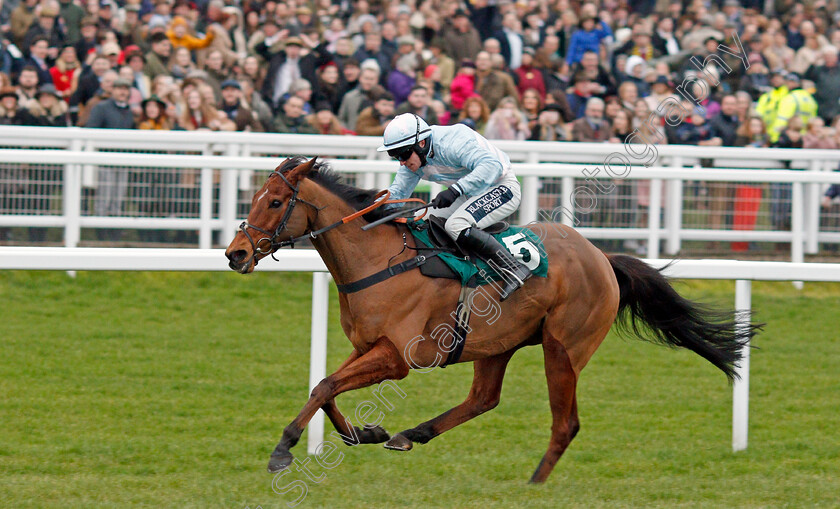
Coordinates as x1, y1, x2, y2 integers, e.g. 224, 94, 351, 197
384, 349, 515, 451
529, 332, 580, 484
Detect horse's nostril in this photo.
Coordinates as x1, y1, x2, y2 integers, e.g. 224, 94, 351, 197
228, 250, 247, 263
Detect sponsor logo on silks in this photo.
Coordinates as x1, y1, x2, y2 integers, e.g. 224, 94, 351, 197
465, 185, 513, 222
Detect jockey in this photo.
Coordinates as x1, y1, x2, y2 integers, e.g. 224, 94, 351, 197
378, 113, 531, 300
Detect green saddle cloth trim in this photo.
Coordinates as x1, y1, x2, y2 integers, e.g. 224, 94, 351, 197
407, 219, 549, 286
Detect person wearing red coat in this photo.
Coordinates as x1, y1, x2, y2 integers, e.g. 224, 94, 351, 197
515, 48, 546, 100
49, 45, 80, 102
449, 59, 477, 111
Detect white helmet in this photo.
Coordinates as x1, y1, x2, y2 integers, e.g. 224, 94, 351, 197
377, 113, 431, 153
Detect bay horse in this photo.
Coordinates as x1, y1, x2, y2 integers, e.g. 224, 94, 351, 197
225, 157, 758, 483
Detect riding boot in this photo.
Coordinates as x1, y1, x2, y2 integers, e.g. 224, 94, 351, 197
458, 227, 532, 301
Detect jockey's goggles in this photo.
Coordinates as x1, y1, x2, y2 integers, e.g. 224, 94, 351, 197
387, 145, 415, 162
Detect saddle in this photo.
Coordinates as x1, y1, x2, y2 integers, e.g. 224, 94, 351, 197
415, 215, 510, 281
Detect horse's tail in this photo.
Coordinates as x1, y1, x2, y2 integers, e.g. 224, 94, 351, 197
608, 254, 761, 381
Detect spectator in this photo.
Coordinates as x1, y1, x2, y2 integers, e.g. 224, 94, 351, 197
567, 71, 596, 118
169, 46, 196, 81
16, 66, 40, 105
338, 66, 379, 133
70, 54, 109, 115
474, 51, 518, 111
493, 11, 524, 71
355, 88, 394, 136
239, 55, 266, 93
566, 13, 611, 65
709, 94, 740, 146
449, 59, 477, 112
238, 76, 273, 133
427, 38, 455, 91
118, 65, 143, 115
443, 9, 481, 64
520, 87, 542, 133
386, 54, 416, 106
219, 79, 261, 132
572, 50, 616, 99
805, 45, 840, 122
651, 17, 680, 56
86, 77, 135, 129
313, 62, 346, 114
614, 22, 661, 66
205, 6, 246, 68
283, 78, 314, 115
770, 73, 817, 141
23, 36, 53, 86
618, 81, 640, 115
274, 95, 318, 134
23, 4, 64, 56
49, 45, 80, 101
485, 95, 529, 140
144, 32, 172, 79
803, 117, 838, 149
177, 87, 235, 131
791, 21, 828, 74
352, 32, 391, 81
610, 108, 634, 143
166, 16, 215, 52
734, 116, 769, 148
735, 91, 754, 124
259, 36, 329, 113
530, 104, 568, 142
0, 87, 22, 124
74, 17, 99, 64
306, 101, 351, 135
78, 69, 116, 126
10, 0, 38, 47
515, 48, 545, 100
138, 95, 172, 130
570, 97, 611, 142
756, 69, 788, 139
395, 84, 438, 125
739, 53, 771, 101
457, 95, 489, 134
645, 76, 675, 115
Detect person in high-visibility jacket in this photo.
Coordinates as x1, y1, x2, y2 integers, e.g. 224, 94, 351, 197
770, 73, 818, 142
755, 69, 787, 134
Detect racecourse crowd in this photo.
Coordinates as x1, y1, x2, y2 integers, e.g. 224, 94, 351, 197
2, 0, 840, 242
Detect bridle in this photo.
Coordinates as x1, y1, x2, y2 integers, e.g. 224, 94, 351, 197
237, 170, 398, 267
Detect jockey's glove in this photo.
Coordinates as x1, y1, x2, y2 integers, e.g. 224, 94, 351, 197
431, 187, 460, 209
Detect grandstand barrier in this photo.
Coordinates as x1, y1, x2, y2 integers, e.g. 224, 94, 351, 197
3, 246, 840, 454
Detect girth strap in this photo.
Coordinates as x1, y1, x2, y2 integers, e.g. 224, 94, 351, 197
335, 252, 441, 294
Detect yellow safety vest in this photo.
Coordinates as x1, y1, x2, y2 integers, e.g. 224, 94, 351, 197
756, 85, 787, 131
770, 88, 818, 142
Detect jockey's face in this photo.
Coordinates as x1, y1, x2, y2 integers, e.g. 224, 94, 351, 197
399, 139, 425, 172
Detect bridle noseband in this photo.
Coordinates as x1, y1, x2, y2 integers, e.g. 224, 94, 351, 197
238, 170, 322, 265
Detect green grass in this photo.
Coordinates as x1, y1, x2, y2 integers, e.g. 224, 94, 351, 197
1, 271, 838, 508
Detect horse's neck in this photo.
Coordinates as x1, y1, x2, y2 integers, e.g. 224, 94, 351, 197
301, 180, 402, 286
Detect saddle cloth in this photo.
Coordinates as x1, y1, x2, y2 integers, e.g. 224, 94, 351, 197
407, 217, 549, 286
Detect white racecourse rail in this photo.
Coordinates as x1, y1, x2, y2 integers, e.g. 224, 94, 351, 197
2, 126, 840, 263
3, 247, 840, 454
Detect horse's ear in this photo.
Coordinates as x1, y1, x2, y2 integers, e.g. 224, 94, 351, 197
287, 157, 318, 183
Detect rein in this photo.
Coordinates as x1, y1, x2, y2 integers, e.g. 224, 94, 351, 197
238, 170, 422, 267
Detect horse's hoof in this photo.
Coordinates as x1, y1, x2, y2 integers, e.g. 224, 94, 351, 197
360, 425, 390, 444
267, 452, 294, 473
383, 433, 413, 451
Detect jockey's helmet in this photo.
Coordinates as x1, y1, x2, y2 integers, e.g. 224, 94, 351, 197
378, 113, 431, 161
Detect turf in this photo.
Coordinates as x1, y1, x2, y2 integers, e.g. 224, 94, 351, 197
1, 270, 838, 508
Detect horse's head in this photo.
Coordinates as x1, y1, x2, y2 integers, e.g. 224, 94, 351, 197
225, 157, 319, 273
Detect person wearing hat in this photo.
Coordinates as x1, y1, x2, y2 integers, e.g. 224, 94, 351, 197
86, 77, 135, 129
119, 4, 146, 49
530, 103, 568, 141
138, 95, 172, 130
22, 2, 65, 56
756, 68, 788, 137
166, 15, 216, 52
0, 87, 22, 125
10, 0, 39, 47
441, 8, 482, 65
219, 79, 261, 131
565, 11, 612, 65
18, 83, 69, 127
770, 72, 818, 141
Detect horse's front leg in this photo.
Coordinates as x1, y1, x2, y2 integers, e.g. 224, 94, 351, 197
269, 337, 409, 473
320, 350, 391, 446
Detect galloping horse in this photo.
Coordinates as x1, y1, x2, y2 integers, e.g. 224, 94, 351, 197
225, 157, 758, 483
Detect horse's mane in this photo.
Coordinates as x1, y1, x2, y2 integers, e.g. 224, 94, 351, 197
277, 157, 392, 222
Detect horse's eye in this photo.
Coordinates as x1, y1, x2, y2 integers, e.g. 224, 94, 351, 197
269, 199, 282, 209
